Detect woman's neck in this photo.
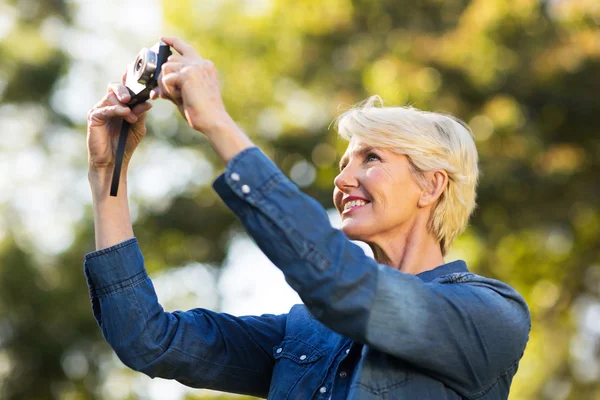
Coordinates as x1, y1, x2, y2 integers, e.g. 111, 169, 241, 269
369, 214, 444, 275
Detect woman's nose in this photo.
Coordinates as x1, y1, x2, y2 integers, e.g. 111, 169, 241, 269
334, 165, 359, 191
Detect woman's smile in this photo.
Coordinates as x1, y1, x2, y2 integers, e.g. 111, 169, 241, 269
342, 196, 371, 215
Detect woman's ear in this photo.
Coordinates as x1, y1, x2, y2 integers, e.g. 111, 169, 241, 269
418, 170, 448, 208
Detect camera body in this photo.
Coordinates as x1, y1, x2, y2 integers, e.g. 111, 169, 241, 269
124, 41, 172, 107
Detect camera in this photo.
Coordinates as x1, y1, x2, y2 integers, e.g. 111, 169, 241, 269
124, 41, 172, 106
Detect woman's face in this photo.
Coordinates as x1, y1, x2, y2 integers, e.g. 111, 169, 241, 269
333, 136, 424, 243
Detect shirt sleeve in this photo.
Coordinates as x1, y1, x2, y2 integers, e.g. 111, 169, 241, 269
84, 238, 286, 397
212, 147, 531, 397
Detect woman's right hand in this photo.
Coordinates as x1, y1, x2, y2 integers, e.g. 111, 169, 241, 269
86, 77, 153, 177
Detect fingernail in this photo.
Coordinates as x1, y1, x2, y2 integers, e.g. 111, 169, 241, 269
127, 115, 137, 123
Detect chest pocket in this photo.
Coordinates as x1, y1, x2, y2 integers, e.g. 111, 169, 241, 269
269, 338, 324, 400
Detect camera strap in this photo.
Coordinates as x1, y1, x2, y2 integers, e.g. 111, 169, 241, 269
110, 120, 131, 197
110, 88, 150, 197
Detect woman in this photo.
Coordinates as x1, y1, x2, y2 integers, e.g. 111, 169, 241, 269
85, 36, 530, 399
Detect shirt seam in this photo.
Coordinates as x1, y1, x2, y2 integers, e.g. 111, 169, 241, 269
136, 333, 272, 376
94, 270, 149, 297
252, 170, 286, 201
466, 358, 520, 399
227, 146, 261, 171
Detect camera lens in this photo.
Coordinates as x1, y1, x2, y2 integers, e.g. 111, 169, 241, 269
135, 58, 143, 72
132, 48, 158, 85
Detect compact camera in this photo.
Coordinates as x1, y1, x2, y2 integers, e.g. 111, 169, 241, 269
124, 41, 172, 106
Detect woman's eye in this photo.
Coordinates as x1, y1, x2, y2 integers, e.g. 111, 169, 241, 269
366, 153, 380, 163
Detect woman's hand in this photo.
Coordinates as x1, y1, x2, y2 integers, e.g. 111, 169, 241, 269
150, 36, 232, 136
87, 75, 151, 247
87, 76, 152, 175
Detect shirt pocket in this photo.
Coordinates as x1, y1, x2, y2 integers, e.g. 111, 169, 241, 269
268, 338, 324, 400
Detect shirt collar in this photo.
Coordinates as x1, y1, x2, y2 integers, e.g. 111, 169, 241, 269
416, 260, 469, 283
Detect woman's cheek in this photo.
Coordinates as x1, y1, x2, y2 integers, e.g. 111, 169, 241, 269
333, 188, 343, 212
365, 168, 387, 189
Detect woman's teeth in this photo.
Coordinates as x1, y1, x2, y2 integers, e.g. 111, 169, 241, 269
344, 199, 367, 211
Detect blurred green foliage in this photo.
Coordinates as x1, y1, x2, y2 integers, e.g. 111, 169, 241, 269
0, 0, 599, 399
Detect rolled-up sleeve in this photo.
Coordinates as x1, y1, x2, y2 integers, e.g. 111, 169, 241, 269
84, 238, 286, 397
212, 147, 531, 397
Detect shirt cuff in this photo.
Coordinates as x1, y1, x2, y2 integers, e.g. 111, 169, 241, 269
212, 146, 286, 208
84, 238, 148, 297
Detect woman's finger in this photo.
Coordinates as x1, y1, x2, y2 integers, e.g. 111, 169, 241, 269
93, 90, 121, 110
159, 71, 182, 100
161, 61, 184, 75
167, 54, 185, 63
88, 105, 137, 125
131, 102, 152, 116
108, 81, 131, 103
149, 88, 161, 100
161, 36, 199, 57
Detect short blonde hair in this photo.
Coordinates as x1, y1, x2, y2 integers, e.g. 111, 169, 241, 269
334, 95, 479, 255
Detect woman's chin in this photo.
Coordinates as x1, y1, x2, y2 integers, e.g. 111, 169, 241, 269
340, 223, 369, 241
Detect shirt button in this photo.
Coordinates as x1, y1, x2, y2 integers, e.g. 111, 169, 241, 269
319, 387, 327, 394
241, 184, 251, 194
276, 348, 282, 354
230, 172, 240, 181
299, 355, 307, 360
345, 348, 350, 354
339, 371, 347, 378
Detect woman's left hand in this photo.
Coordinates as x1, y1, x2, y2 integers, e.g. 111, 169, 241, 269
151, 36, 231, 136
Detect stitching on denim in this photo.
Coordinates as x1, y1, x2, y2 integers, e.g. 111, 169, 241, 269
96, 270, 149, 297
435, 272, 474, 284
170, 346, 268, 375
257, 172, 285, 199
277, 337, 323, 355
129, 285, 167, 360
467, 359, 520, 399
228, 147, 260, 171
353, 373, 411, 395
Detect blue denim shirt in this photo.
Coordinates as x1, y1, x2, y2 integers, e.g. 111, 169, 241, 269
84, 147, 530, 399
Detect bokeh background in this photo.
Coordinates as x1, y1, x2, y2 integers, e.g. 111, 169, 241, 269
0, 0, 599, 399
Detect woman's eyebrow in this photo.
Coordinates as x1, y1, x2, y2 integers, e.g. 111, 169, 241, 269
338, 146, 377, 169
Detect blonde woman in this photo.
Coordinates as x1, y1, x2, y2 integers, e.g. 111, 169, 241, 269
84, 37, 530, 399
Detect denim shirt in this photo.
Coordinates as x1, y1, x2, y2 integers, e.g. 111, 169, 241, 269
84, 147, 531, 399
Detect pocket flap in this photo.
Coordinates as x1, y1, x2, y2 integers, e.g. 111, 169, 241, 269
273, 338, 323, 364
